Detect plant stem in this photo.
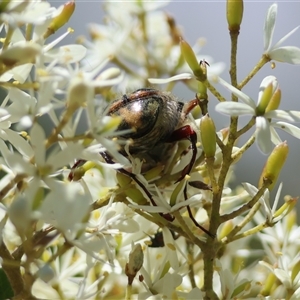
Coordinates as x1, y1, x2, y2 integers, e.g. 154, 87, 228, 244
0, 242, 22, 289
238, 55, 269, 89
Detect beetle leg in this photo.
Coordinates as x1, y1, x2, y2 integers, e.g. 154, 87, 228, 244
100, 152, 175, 222
167, 125, 197, 183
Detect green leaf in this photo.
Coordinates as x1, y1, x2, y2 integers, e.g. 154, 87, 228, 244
0, 268, 14, 300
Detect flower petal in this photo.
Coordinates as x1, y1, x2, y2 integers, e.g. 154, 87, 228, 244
242, 182, 258, 198
148, 73, 193, 84
270, 125, 282, 145
217, 77, 256, 108
272, 121, 300, 139
263, 3, 277, 52
30, 124, 46, 165
266, 109, 300, 122
269, 46, 300, 64
215, 102, 255, 116
273, 25, 300, 49
256, 117, 273, 153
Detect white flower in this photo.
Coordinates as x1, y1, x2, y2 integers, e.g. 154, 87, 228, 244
216, 259, 260, 299
37, 181, 91, 235
0, 1, 57, 27
243, 182, 283, 223
129, 183, 203, 216
215, 76, 300, 153
0, 124, 85, 208
148, 44, 225, 90
139, 246, 183, 299
264, 4, 300, 64
32, 247, 88, 299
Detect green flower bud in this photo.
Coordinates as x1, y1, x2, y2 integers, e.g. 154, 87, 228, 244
232, 281, 251, 298
144, 164, 164, 181
116, 172, 132, 187
180, 38, 204, 79
256, 76, 279, 115
256, 83, 274, 115
71, 161, 96, 181
226, 0, 244, 31
286, 209, 297, 232
170, 176, 187, 207
116, 173, 148, 204
0, 0, 11, 13
260, 272, 277, 296
273, 196, 297, 219
258, 141, 289, 190
292, 260, 300, 283
265, 88, 281, 112
219, 220, 234, 240
200, 114, 217, 158
44, 1, 75, 39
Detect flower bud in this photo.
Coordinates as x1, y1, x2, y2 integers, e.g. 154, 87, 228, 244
125, 243, 144, 285
116, 173, 147, 205
70, 161, 96, 181
144, 164, 164, 181
219, 220, 234, 240
67, 78, 93, 111
180, 38, 204, 79
0, 0, 11, 13
292, 258, 300, 283
170, 176, 188, 207
232, 281, 251, 298
116, 172, 132, 187
258, 141, 289, 190
260, 272, 277, 296
273, 195, 297, 220
256, 76, 278, 115
220, 127, 229, 142
44, 1, 75, 39
265, 88, 281, 112
286, 209, 297, 232
226, 0, 244, 31
200, 114, 217, 158
0, 43, 41, 67
256, 83, 274, 115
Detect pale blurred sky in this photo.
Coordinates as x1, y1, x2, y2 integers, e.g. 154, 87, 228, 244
50, 1, 300, 198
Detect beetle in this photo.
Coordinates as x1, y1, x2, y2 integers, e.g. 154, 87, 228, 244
69, 88, 212, 236
105, 88, 198, 181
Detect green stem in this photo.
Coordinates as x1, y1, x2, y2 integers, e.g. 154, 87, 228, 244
228, 219, 269, 242
229, 30, 239, 90
238, 55, 270, 89
2, 26, 14, 50
205, 80, 227, 102
236, 117, 256, 137
231, 135, 256, 162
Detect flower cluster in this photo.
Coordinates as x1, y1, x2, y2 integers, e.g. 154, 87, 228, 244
0, 1, 300, 300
